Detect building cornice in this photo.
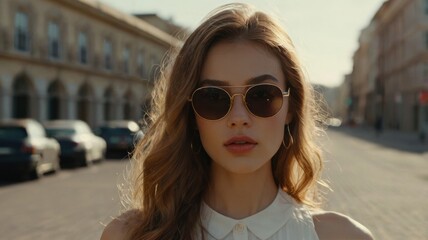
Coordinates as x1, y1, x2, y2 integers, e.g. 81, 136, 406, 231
0, 51, 154, 87
49, 0, 181, 48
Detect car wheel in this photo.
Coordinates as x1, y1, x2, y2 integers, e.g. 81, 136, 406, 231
80, 152, 92, 167
53, 157, 61, 173
28, 166, 42, 180
98, 150, 106, 163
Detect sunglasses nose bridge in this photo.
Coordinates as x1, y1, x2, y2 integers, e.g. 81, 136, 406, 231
228, 93, 251, 118
229, 93, 246, 108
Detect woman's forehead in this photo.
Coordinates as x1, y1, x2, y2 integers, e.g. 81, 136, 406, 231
200, 40, 286, 87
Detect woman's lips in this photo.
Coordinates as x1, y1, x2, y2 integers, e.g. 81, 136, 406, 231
224, 136, 257, 154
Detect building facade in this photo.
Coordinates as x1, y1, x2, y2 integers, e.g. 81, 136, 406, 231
0, 0, 180, 127
336, 74, 352, 123
350, 26, 372, 125
377, 0, 428, 132
349, 0, 428, 133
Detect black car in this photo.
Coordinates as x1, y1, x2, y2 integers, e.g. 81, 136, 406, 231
0, 119, 61, 180
96, 120, 143, 157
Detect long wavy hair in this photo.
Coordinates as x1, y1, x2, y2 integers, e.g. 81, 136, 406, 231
122, 3, 326, 239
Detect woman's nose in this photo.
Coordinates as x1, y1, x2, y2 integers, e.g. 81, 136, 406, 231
227, 94, 252, 127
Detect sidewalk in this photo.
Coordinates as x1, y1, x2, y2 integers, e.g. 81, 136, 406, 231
330, 125, 428, 155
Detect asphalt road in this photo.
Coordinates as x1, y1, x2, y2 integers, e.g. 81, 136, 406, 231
0, 159, 128, 240
322, 129, 428, 240
0, 128, 427, 240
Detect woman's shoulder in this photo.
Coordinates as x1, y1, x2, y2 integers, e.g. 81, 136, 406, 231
311, 210, 374, 240
100, 210, 140, 240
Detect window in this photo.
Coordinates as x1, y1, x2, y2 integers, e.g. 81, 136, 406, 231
14, 12, 29, 52
122, 47, 130, 74
137, 53, 144, 78
425, 0, 428, 14
48, 22, 60, 59
424, 63, 428, 80
78, 32, 88, 64
425, 106, 428, 122
425, 32, 428, 49
104, 39, 113, 70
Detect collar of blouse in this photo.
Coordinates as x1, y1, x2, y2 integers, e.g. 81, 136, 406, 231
200, 189, 300, 239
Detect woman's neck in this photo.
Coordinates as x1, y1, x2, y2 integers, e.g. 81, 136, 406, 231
204, 162, 278, 219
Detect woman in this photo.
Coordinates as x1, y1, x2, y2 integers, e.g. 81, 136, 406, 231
101, 3, 373, 240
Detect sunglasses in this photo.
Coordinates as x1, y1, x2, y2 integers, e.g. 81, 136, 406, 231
189, 83, 290, 120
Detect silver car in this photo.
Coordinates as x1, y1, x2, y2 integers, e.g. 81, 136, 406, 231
0, 119, 61, 180
44, 120, 106, 167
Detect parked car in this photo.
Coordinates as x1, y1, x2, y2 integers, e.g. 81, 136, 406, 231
96, 120, 143, 156
44, 120, 106, 167
0, 119, 61, 180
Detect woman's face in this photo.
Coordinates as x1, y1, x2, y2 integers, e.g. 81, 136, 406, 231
195, 40, 291, 175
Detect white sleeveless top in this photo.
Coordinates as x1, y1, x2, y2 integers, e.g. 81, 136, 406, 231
198, 190, 319, 240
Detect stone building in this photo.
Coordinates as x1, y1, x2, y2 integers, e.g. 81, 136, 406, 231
0, 0, 181, 127
350, 27, 372, 125
349, 0, 428, 133
375, 0, 428, 132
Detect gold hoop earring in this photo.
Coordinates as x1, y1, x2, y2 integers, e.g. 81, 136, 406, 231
287, 125, 294, 145
282, 125, 294, 148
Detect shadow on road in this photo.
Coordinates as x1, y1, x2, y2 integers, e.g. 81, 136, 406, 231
0, 160, 106, 187
0, 178, 27, 187
329, 126, 428, 154
0, 171, 57, 187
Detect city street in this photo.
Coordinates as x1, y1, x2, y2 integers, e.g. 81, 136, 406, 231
322, 128, 428, 240
0, 159, 128, 240
0, 128, 427, 240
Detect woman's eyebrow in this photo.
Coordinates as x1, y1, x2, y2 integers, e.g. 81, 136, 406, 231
199, 79, 228, 86
248, 74, 279, 84
200, 74, 279, 86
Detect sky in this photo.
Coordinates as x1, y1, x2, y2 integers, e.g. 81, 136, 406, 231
98, 0, 386, 87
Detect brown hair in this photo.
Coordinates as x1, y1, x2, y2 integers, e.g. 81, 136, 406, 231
123, 3, 326, 239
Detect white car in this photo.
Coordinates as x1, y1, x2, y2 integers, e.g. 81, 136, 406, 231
44, 120, 106, 167
0, 119, 61, 180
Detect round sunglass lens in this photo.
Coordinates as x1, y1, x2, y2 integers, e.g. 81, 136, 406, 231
246, 85, 283, 117
192, 87, 230, 120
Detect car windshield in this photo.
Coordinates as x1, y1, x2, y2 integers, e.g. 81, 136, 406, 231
99, 127, 132, 136
46, 128, 76, 138
0, 127, 28, 140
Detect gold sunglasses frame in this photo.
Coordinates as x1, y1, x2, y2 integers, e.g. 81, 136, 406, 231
188, 83, 290, 120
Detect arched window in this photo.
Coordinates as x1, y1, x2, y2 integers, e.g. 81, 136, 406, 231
12, 74, 32, 118
77, 83, 93, 124
47, 80, 65, 120
123, 90, 134, 120
103, 87, 115, 121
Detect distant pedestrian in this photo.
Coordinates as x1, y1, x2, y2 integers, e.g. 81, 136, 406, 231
101, 3, 373, 240
419, 125, 427, 143
375, 116, 383, 137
